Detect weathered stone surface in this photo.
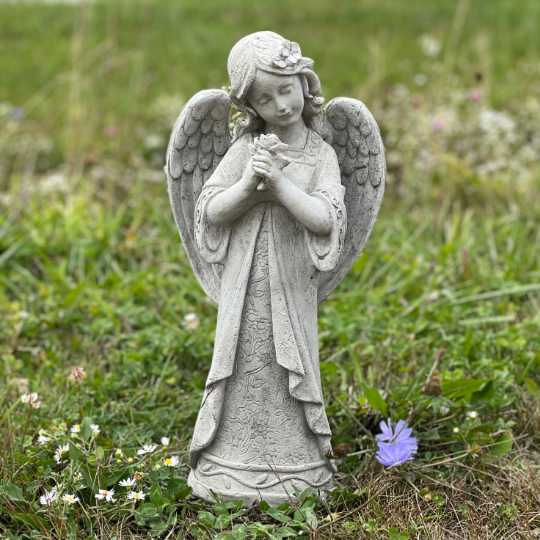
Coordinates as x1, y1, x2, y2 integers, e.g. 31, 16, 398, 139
166, 31, 386, 506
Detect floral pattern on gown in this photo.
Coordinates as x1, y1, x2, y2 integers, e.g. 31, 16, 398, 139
207, 208, 319, 466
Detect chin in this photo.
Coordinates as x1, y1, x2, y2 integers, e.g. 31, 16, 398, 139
275, 114, 301, 127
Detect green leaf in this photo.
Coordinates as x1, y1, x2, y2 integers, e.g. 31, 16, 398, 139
0, 484, 25, 502
267, 507, 292, 522
343, 521, 358, 532
442, 378, 491, 401
304, 507, 318, 530
275, 526, 297, 538
471, 380, 495, 402
80, 417, 92, 442
69, 442, 85, 463
140, 504, 158, 518
197, 511, 216, 527
259, 500, 270, 511
490, 432, 513, 456
166, 478, 186, 494
293, 510, 305, 522
389, 527, 410, 539
166, 508, 178, 527
79, 467, 101, 491
175, 487, 192, 501
232, 523, 247, 540
149, 482, 163, 506
215, 513, 231, 530
16, 512, 51, 531
525, 377, 539, 396
361, 384, 388, 416
329, 486, 361, 502
213, 503, 229, 516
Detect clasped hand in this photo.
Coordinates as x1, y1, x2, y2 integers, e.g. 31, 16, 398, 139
245, 149, 287, 195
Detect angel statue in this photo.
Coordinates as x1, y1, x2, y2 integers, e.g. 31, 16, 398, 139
166, 31, 385, 505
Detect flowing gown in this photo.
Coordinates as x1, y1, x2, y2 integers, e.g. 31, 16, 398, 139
188, 129, 347, 504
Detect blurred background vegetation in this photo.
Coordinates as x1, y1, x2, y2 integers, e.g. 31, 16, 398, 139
1, 0, 540, 538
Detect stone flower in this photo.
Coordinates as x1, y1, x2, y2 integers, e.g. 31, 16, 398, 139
271, 40, 302, 69
249, 134, 291, 171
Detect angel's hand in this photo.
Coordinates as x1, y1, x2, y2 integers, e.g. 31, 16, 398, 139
252, 149, 287, 192
239, 157, 263, 192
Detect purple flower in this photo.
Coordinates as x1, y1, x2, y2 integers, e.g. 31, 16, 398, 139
375, 418, 417, 467
376, 441, 417, 467
376, 419, 417, 449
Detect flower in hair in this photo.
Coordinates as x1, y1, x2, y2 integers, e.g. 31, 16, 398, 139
271, 40, 302, 69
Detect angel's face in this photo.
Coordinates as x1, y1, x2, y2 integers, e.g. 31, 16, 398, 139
246, 71, 304, 128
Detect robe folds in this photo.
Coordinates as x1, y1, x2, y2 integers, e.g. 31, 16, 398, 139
190, 129, 346, 468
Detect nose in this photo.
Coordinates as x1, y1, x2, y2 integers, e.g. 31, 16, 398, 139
276, 98, 288, 113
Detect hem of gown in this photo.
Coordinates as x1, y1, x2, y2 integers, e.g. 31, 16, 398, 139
188, 455, 335, 507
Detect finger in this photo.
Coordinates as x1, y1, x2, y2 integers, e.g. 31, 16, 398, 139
252, 165, 270, 178
254, 149, 273, 159
252, 157, 273, 166
252, 159, 271, 169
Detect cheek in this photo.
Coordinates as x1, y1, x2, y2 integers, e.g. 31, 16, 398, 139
290, 88, 305, 113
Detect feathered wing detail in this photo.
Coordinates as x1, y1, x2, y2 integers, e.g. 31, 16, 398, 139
166, 89, 232, 305
318, 97, 386, 304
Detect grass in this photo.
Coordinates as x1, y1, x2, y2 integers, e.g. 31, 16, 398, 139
1, 0, 540, 538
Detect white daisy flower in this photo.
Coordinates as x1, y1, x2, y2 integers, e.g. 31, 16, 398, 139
51, 483, 63, 493
137, 444, 157, 455
95, 488, 116, 502
466, 411, 478, 419
54, 444, 70, 464
39, 490, 57, 506
37, 434, 49, 445
453, 427, 460, 434
164, 456, 179, 467
70, 424, 81, 434
161, 437, 170, 446
91, 424, 100, 435
119, 477, 137, 487
128, 490, 146, 501
62, 494, 79, 504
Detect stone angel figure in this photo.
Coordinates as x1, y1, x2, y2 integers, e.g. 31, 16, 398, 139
166, 31, 385, 506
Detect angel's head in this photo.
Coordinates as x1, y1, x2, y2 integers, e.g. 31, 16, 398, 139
228, 32, 325, 140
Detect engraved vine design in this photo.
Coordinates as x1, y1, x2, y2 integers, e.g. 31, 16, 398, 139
208, 209, 319, 466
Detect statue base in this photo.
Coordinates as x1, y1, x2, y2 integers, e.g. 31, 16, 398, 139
188, 453, 334, 507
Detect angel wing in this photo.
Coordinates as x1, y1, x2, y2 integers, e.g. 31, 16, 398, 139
317, 97, 386, 304
166, 89, 232, 305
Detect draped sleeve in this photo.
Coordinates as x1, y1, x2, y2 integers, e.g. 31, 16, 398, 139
194, 135, 252, 264
305, 142, 347, 272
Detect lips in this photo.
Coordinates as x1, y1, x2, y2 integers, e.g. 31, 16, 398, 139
278, 111, 292, 118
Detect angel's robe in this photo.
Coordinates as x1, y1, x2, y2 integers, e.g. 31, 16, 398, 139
190, 129, 346, 468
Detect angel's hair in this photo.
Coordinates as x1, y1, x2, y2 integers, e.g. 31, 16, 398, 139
231, 70, 325, 143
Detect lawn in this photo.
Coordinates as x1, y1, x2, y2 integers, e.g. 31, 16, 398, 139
1, 0, 540, 538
